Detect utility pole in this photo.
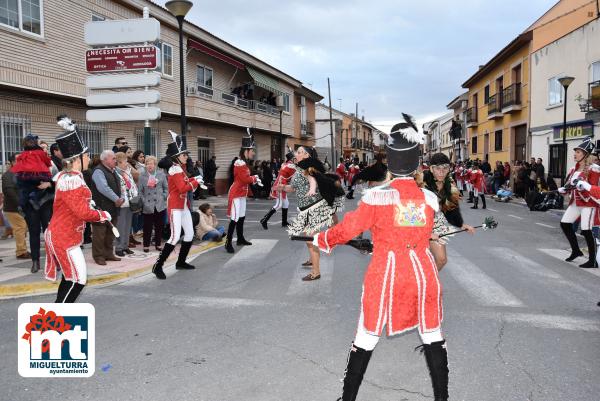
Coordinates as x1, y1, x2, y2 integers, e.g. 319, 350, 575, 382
327, 78, 335, 164
354, 102, 358, 159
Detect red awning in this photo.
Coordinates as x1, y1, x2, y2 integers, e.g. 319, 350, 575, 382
187, 39, 244, 70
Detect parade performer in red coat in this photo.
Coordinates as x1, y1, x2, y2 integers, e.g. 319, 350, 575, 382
260, 148, 295, 229
469, 162, 486, 209
45, 116, 111, 303
454, 162, 464, 196
225, 129, 260, 253
336, 158, 347, 185
313, 114, 449, 401
559, 137, 600, 268
152, 131, 204, 279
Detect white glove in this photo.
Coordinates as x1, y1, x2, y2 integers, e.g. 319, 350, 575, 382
255, 176, 263, 187
576, 180, 592, 192
558, 187, 567, 194
193, 175, 207, 190
100, 211, 112, 222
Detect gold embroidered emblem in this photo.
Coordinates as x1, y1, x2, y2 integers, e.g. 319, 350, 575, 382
393, 201, 427, 227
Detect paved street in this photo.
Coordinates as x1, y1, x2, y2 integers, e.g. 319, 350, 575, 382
1, 194, 600, 401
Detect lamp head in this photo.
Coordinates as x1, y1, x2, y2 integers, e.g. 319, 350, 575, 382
165, 0, 193, 18
558, 76, 575, 89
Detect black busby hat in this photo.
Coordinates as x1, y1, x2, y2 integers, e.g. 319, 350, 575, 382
351, 161, 388, 185
385, 113, 424, 177
56, 115, 88, 160
430, 153, 451, 166
574, 136, 595, 155
166, 130, 189, 158
242, 128, 256, 149
285, 146, 294, 161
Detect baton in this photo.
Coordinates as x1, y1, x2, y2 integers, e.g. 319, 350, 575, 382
291, 235, 373, 253
90, 201, 120, 238
432, 216, 498, 240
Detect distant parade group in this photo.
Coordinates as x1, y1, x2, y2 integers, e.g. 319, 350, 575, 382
26, 111, 599, 401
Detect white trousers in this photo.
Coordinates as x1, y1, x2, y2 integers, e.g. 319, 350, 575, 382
168, 208, 194, 245
474, 188, 483, 197
353, 312, 443, 351
230, 198, 247, 222
273, 195, 289, 210
561, 204, 596, 230
67, 246, 87, 285
466, 182, 472, 192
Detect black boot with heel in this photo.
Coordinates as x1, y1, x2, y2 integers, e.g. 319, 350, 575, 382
175, 241, 195, 270
152, 242, 175, 279
423, 340, 449, 401
225, 220, 236, 253
336, 343, 373, 401
560, 222, 583, 261
236, 217, 252, 246
579, 230, 598, 268
260, 209, 276, 230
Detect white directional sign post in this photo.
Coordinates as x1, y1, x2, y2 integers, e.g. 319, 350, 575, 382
84, 7, 162, 153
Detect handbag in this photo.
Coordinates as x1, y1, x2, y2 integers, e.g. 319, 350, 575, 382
129, 194, 143, 213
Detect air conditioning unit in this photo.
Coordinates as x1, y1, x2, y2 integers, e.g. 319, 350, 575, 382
276, 95, 285, 108
300, 96, 306, 106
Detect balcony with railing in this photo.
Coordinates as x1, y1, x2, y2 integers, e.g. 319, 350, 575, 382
300, 121, 315, 137
487, 93, 503, 119
186, 82, 282, 124
501, 83, 522, 113
466, 107, 478, 127
578, 80, 600, 113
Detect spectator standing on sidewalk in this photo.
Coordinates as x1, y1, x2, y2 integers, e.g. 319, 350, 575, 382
114, 152, 138, 257
1, 154, 30, 260
112, 137, 126, 153
139, 155, 167, 253
90, 150, 123, 265
49, 143, 63, 177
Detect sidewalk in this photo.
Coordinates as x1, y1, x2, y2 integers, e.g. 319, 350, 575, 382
0, 195, 229, 299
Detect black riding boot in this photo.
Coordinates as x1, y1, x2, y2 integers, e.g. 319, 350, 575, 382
346, 188, 354, 200
225, 220, 236, 253
281, 208, 289, 227
176, 241, 195, 270
467, 191, 474, 203
470, 196, 478, 209
579, 230, 598, 268
480, 194, 486, 209
336, 343, 373, 401
423, 340, 449, 401
260, 208, 276, 230
55, 277, 85, 303
561, 222, 583, 261
236, 217, 252, 245
152, 242, 175, 279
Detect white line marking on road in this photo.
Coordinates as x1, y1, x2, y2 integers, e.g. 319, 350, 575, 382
286, 255, 334, 297
508, 214, 523, 220
538, 249, 600, 277
487, 247, 561, 279
445, 250, 524, 307
0, 267, 31, 282
223, 239, 278, 269
501, 312, 600, 332
535, 223, 555, 228
486, 208, 498, 212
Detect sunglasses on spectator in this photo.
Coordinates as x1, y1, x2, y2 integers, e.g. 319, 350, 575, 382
120, 141, 128, 145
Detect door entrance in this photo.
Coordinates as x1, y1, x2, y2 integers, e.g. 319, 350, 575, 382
514, 125, 527, 162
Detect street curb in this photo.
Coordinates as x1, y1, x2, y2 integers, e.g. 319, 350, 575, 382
0, 240, 225, 299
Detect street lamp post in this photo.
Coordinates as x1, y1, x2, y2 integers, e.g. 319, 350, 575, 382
558, 76, 575, 186
165, 0, 193, 145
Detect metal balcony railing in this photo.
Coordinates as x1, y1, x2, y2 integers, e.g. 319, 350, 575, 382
488, 93, 501, 115
502, 83, 521, 108
186, 82, 281, 116
579, 80, 600, 113
466, 107, 477, 124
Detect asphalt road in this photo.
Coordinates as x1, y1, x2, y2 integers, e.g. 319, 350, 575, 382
1, 192, 599, 401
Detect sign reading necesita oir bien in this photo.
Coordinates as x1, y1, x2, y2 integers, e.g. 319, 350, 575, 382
85, 45, 159, 73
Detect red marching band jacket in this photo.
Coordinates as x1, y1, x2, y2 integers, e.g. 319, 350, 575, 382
336, 163, 347, 181
347, 164, 360, 184
314, 178, 442, 336
565, 163, 600, 208
227, 159, 257, 216
44, 171, 110, 284
270, 160, 296, 199
455, 166, 464, 184
470, 169, 485, 192
167, 164, 200, 213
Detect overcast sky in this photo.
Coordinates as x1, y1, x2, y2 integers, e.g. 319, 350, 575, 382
157, 0, 556, 132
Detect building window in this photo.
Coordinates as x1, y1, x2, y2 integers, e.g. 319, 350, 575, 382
78, 122, 106, 158
0, 0, 43, 36
471, 136, 477, 154
592, 61, 600, 82
548, 144, 565, 179
282, 93, 290, 113
135, 127, 160, 156
197, 139, 211, 164
548, 76, 564, 106
0, 114, 30, 170
196, 65, 213, 88
484, 85, 490, 104
161, 43, 173, 77
91, 14, 106, 21
494, 130, 502, 151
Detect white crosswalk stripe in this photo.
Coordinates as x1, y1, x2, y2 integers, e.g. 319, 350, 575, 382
538, 248, 600, 277
222, 239, 278, 269
286, 255, 334, 297
445, 249, 523, 307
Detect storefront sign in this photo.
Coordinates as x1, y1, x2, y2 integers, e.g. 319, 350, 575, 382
553, 120, 594, 141
85, 46, 159, 73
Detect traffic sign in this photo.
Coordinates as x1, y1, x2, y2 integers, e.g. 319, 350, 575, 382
84, 18, 160, 46
86, 72, 161, 89
86, 46, 160, 73
86, 107, 161, 122
86, 90, 161, 107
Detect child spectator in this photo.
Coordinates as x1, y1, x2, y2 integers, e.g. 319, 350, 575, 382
196, 203, 225, 241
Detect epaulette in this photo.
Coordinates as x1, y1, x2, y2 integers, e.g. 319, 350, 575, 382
422, 188, 440, 212
56, 172, 85, 191
234, 159, 247, 167
168, 164, 183, 176
590, 163, 600, 173
361, 183, 399, 206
